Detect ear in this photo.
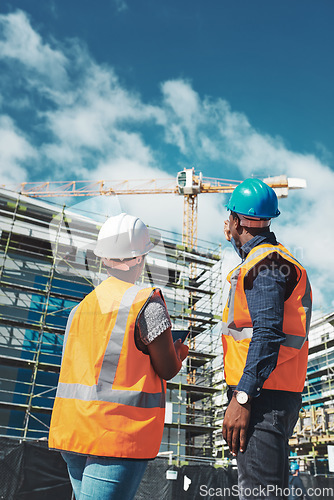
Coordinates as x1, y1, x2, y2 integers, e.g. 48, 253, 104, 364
232, 215, 240, 230
234, 216, 244, 235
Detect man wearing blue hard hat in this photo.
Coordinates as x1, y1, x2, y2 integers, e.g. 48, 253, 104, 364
288, 462, 311, 500
222, 179, 312, 499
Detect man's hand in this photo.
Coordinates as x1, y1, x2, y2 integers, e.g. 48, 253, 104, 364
222, 396, 251, 456
224, 220, 232, 242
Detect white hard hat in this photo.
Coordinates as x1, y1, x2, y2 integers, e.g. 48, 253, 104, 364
94, 212, 154, 259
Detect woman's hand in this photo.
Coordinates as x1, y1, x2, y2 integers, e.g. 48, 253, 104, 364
148, 329, 189, 380
174, 339, 189, 362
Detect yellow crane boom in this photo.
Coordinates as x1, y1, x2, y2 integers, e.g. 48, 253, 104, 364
2, 169, 306, 249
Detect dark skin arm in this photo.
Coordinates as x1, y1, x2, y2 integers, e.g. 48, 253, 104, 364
147, 327, 189, 380
222, 396, 251, 456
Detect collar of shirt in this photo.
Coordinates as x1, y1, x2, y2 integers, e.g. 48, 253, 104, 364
239, 230, 278, 260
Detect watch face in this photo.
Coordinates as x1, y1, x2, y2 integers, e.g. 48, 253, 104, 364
236, 391, 249, 405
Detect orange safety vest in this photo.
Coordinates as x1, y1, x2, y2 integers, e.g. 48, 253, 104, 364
222, 243, 312, 392
49, 276, 167, 459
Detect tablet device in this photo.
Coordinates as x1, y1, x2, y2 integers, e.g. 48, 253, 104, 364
172, 330, 189, 343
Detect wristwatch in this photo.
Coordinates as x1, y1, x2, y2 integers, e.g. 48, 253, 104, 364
233, 390, 251, 405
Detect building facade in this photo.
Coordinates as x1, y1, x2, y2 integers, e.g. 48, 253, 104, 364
1, 187, 333, 469
0, 188, 223, 464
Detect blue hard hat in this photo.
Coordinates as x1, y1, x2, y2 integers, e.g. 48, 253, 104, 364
225, 178, 280, 219
290, 462, 299, 472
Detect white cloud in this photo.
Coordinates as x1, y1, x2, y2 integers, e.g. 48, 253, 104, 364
0, 10, 68, 88
0, 10, 333, 310
0, 115, 37, 185
155, 80, 334, 309
162, 80, 200, 124
38, 54, 164, 174
112, 0, 128, 13
161, 80, 202, 154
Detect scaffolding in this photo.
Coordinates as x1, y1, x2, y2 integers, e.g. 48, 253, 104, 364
289, 312, 334, 471
1, 186, 334, 470
0, 188, 223, 464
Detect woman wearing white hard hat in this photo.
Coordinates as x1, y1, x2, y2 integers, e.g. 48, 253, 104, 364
49, 213, 188, 500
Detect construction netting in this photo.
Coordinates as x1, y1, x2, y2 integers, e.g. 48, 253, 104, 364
2, 437, 334, 500
0, 438, 71, 499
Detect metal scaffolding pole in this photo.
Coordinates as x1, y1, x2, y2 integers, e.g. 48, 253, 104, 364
22, 205, 65, 439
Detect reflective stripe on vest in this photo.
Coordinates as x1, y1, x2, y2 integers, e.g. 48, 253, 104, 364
56, 381, 165, 408
301, 273, 312, 341
222, 242, 312, 391
61, 304, 78, 363
223, 244, 311, 350
56, 284, 165, 409
49, 278, 167, 459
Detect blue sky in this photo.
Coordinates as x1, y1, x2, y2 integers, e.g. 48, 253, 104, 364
0, 1, 333, 311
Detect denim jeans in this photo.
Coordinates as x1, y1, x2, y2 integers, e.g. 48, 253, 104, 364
228, 389, 302, 500
61, 452, 148, 500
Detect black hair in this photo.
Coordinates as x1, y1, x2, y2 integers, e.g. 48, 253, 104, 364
230, 211, 240, 221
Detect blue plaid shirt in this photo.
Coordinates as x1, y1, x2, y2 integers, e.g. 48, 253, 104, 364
230, 231, 297, 397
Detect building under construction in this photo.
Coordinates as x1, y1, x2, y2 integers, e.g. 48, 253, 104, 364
0, 187, 223, 464
0, 186, 334, 470
290, 311, 334, 473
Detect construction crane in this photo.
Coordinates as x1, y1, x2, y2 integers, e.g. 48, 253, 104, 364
3, 170, 307, 358
4, 169, 306, 250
